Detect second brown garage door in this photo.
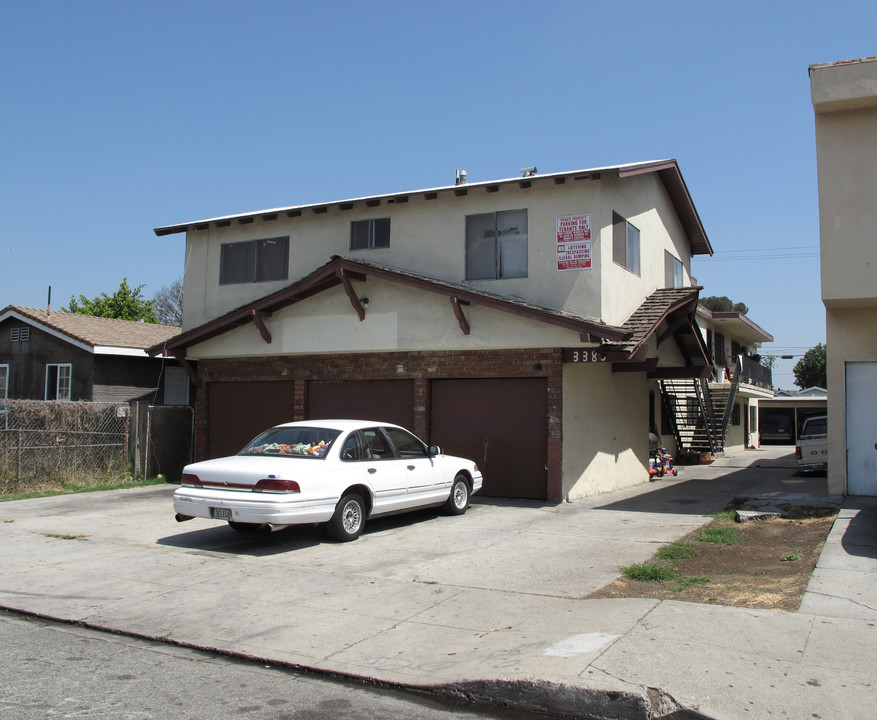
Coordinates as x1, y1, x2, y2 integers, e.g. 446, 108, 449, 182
430, 378, 547, 499
308, 380, 415, 429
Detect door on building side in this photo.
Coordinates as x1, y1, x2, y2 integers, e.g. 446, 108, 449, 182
207, 381, 296, 459
430, 378, 547, 499
846, 361, 877, 495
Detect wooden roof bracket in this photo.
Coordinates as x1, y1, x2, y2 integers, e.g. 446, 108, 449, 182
173, 352, 202, 389
251, 309, 272, 344
450, 297, 471, 335
338, 269, 366, 321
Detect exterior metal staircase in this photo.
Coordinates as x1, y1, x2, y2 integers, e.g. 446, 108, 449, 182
659, 357, 741, 455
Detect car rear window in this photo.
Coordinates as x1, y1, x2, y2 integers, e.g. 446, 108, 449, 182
240, 427, 341, 458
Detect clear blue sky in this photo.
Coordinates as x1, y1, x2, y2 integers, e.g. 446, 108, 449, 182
2, 1, 872, 389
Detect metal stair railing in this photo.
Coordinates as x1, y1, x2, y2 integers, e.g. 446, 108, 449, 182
718, 355, 742, 448
696, 378, 718, 454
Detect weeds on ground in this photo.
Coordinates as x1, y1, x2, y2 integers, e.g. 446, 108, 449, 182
1, 474, 166, 502
693, 526, 746, 545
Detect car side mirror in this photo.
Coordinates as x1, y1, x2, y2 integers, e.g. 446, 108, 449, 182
428, 445, 441, 457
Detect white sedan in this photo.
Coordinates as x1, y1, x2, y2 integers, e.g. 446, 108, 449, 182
173, 419, 482, 541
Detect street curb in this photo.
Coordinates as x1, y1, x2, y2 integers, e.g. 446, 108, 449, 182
0, 605, 715, 720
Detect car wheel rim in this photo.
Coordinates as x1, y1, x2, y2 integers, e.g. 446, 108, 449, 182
342, 501, 361, 533
453, 483, 467, 508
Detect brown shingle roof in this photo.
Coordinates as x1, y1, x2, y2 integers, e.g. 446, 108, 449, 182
600, 287, 704, 356
1, 305, 180, 352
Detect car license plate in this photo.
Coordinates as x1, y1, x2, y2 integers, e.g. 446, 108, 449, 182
212, 507, 232, 520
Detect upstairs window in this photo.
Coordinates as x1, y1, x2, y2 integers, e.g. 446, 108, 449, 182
465, 209, 528, 280
45, 363, 72, 401
612, 211, 640, 276
350, 218, 390, 250
0, 364, 8, 400
219, 237, 289, 285
664, 251, 683, 288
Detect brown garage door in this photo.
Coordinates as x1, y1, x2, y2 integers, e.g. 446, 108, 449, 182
430, 378, 547, 499
308, 380, 415, 429
207, 381, 297, 459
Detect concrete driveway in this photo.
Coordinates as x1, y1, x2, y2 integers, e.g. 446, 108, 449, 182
1, 448, 874, 720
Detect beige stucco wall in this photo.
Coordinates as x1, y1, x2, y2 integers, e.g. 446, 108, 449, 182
562, 362, 649, 499
811, 58, 877, 495
190, 278, 592, 359
825, 307, 877, 494
181, 172, 693, 333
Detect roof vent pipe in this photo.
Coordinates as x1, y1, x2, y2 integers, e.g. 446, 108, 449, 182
455, 169, 467, 185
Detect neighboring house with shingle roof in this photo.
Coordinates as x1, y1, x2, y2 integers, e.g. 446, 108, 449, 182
0, 305, 190, 404
151, 159, 725, 500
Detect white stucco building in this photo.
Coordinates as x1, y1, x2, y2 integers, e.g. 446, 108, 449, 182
152, 160, 716, 500
810, 56, 877, 495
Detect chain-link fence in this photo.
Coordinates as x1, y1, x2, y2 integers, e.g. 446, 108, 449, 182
0, 400, 131, 494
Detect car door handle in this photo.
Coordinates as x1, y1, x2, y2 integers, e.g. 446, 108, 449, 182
368, 467, 377, 474
407, 465, 415, 471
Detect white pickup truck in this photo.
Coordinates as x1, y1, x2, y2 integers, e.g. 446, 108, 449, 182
796, 415, 827, 472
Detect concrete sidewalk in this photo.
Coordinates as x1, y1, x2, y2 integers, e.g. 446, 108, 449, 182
0, 447, 874, 719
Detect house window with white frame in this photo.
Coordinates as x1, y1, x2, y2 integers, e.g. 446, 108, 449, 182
0, 364, 8, 400
350, 218, 390, 250
612, 211, 640, 276
465, 209, 528, 280
664, 251, 683, 288
219, 237, 289, 285
45, 363, 72, 401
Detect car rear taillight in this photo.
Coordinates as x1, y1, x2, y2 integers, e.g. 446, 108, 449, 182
181, 473, 203, 487
795, 447, 802, 460
252, 479, 301, 493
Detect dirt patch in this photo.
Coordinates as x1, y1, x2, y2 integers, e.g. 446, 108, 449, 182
588, 513, 837, 612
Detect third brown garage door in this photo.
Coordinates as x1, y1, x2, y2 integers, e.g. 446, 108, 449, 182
430, 378, 547, 499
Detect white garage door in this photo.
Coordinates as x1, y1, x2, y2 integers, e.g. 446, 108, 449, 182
846, 361, 877, 495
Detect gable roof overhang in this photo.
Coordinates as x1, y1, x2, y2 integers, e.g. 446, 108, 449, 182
597, 287, 713, 378
696, 305, 774, 347
153, 159, 713, 256
148, 256, 631, 360
0, 306, 180, 356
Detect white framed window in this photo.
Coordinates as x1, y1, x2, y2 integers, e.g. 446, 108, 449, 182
219, 236, 289, 285
350, 218, 390, 250
612, 211, 640, 276
465, 209, 528, 280
0, 364, 8, 400
45, 363, 72, 401
664, 251, 683, 288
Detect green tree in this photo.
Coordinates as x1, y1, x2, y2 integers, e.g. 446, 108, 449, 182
793, 343, 827, 389
64, 278, 158, 323
700, 296, 750, 315
153, 278, 183, 326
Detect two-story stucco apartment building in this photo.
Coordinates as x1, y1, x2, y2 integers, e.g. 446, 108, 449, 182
151, 160, 715, 501
811, 57, 877, 496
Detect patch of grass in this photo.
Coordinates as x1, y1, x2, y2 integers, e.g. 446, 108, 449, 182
42, 533, 88, 541
669, 575, 712, 592
656, 542, 698, 563
693, 526, 746, 545
1, 475, 166, 503
709, 510, 737, 523
782, 547, 803, 562
620, 562, 678, 583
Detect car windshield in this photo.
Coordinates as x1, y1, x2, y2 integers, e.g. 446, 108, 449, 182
240, 427, 341, 459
